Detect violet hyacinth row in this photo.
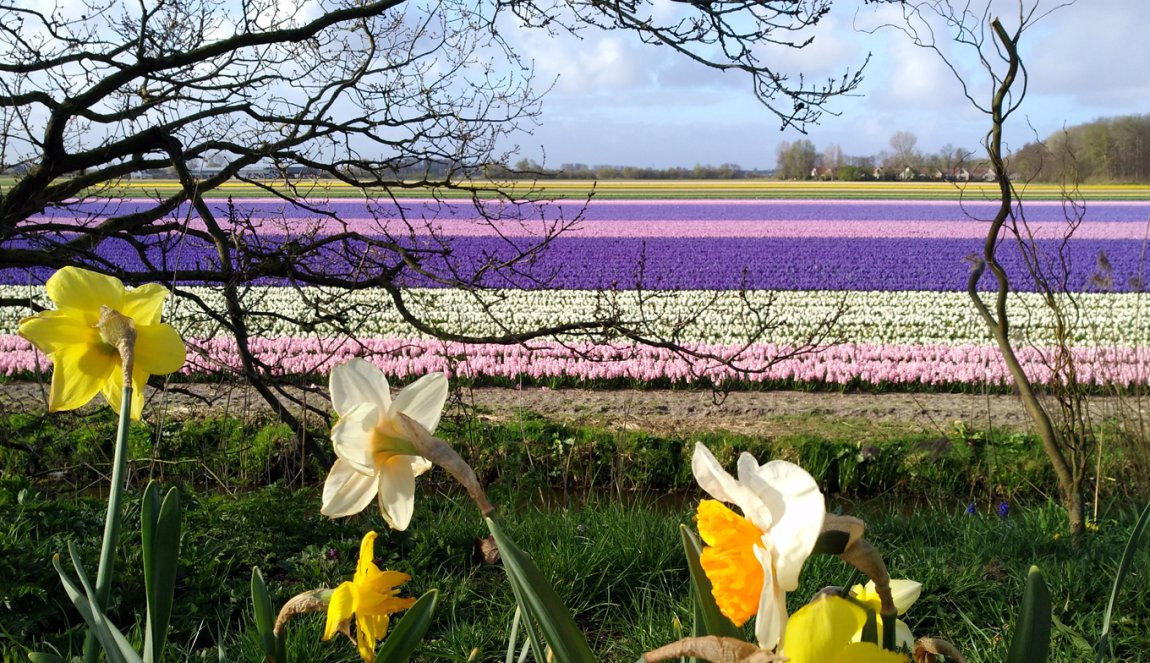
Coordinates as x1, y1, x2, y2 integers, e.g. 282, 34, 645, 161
3, 334, 1149, 387
3, 234, 1147, 292
9, 198, 1150, 290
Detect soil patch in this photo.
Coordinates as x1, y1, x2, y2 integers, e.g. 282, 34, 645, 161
1, 380, 1039, 438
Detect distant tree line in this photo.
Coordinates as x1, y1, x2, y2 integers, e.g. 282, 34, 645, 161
776, 114, 1150, 184
497, 160, 766, 180
1012, 114, 1150, 184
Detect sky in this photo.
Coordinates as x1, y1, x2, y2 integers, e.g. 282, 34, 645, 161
503, 0, 1150, 170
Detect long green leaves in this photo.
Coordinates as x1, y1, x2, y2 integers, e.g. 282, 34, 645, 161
141, 483, 182, 663
52, 542, 143, 663
1096, 503, 1150, 662
251, 567, 287, 663
1006, 565, 1051, 663
485, 516, 596, 663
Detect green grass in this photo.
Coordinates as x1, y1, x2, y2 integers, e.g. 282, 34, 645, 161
2, 479, 1147, 662
2, 410, 1149, 661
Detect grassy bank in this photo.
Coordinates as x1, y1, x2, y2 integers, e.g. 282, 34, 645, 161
2, 479, 1146, 662
2, 409, 1149, 661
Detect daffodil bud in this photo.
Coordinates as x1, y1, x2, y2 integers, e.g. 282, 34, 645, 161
96, 305, 137, 379
274, 588, 334, 637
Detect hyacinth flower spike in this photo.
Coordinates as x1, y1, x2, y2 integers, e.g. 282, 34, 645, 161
321, 358, 449, 530
17, 266, 186, 420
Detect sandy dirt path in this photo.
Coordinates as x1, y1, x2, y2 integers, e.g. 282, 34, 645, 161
1, 380, 1038, 437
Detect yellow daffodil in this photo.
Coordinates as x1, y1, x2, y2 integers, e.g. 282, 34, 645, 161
781, 595, 907, 663
321, 358, 447, 530
691, 442, 825, 650
849, 579, 921, 650
323, 531, 417, 662
17, 266, 185, 420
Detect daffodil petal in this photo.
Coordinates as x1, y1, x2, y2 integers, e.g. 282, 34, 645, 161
895, 618, 916, 651
411, 456, 433, 476
121, 283, 171, 325
50, 343, 117, 413
134, 323, 186, 375
389, 372, 448, 434
330, 358, 392, 418
331, 402, 382, 474
323, 581, 356, 641
45, 267, 125, 312
321, 459, 380, 518
18, 309, 101, 353
746, 459, 824, 590
831, 642, 908, 663
753, 544, 786, 651
356, 531, 380, 579
781, 595, 866, 663
691, 443, 761, 514
356, 612, 389, 663
376, 455, 418, 531
887, 579, 923, 615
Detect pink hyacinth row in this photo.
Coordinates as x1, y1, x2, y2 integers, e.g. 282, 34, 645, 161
4, 334, 1149, 387
192, 218, 1150, 240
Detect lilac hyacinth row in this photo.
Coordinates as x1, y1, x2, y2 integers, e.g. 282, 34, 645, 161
5, 334, 1149, 387
3, 235, 1147, 291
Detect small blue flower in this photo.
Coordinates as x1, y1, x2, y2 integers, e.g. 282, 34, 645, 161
997, 501, 1010, 519
964, 503, 976, 516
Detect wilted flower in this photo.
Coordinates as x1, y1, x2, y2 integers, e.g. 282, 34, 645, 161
321, 358, 447, 530
17, 266, 185, 420
324, 531, 416, 662
692, 442, 825, 650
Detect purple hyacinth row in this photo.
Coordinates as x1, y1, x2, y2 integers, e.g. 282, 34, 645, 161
5, 334, 1149, 387
3, 234, 1145, 292
9, 198, 1150, 291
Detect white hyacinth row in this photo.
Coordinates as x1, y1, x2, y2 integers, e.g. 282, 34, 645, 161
1, 285, 1148, 348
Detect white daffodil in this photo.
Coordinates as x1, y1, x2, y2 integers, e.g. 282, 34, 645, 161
321, 359, 448, 531
692, 442, 825, 651
849, 578, 922, 650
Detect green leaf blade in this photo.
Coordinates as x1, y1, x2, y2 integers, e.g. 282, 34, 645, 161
1006, 565, 1052, 663
373, 589, 439, 663
485, 517, 596, 663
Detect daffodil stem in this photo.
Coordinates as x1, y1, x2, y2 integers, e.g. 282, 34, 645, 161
83, 385, 133, 663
